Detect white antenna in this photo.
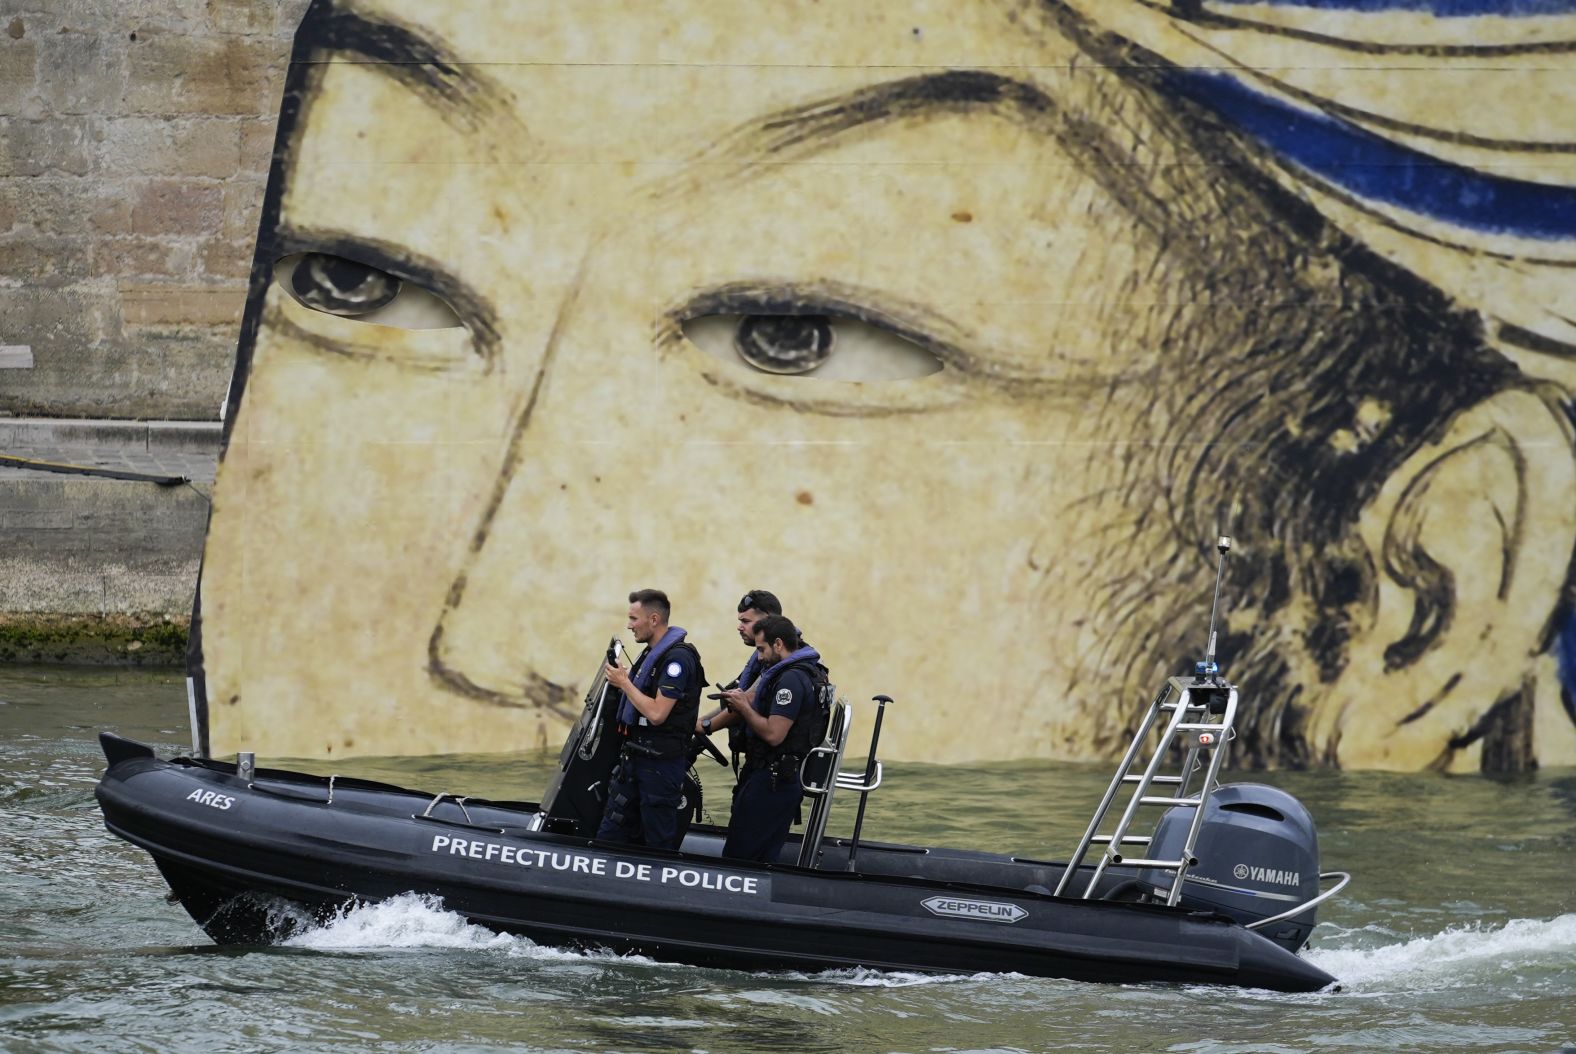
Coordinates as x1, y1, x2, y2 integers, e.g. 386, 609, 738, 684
1202, 536, 1232, 675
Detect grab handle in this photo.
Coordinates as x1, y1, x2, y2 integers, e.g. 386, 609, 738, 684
1243, 871, 1352, 931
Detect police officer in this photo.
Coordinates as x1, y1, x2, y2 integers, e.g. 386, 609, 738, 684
696, 590, 782, 768
720, 614, 829, 862
598, 589, 705, 850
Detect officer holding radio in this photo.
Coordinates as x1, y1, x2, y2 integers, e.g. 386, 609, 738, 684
598, 588, 705, 850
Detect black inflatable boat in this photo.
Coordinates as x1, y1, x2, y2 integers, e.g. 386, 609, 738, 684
95, 540, 1348, 991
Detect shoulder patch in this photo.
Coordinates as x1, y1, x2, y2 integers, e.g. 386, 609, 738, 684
666, 661, 682, 677
775, 688, 793, 707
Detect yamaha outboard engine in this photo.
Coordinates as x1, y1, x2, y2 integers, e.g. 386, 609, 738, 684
1143, 783, 1321, 950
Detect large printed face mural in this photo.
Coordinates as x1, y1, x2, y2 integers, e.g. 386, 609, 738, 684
196, 0, 1576, 772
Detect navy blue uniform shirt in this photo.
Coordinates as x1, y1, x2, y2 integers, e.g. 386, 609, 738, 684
748, 666, 813, 740
651, 646, 699, 711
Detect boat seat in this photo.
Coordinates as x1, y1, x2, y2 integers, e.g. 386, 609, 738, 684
796, 696, 852, 868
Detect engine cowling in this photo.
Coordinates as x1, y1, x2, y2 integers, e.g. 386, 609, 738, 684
1141, 783, 1321, 951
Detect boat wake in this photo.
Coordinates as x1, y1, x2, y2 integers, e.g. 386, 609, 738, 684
1304, 914, 1576, 991
278, 894, 989, 985
279, 893, 638, 963
784, 967, 994, 987
284, 897, 1575, 996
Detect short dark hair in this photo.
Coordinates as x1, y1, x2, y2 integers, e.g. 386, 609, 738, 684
752, 614, 799, 651
737, 590, 781, 616
628, 589, 670, 621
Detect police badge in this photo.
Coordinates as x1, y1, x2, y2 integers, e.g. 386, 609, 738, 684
775, 688, 792, 707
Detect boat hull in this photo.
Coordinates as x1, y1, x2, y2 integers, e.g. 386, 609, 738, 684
94, 737, 1335, 991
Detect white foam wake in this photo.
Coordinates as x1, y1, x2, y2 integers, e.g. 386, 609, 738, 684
278, 896, 984, 985
278, 895, 975, 983
281, 894, 1575, 995
1306, 914, 1576, 990
280, 893, 616, 962
785, 967, 996, 987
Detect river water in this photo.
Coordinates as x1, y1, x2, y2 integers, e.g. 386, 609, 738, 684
2, 666, 1572, 1054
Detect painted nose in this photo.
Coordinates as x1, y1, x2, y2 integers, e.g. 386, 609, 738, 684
424, 262, 657, 719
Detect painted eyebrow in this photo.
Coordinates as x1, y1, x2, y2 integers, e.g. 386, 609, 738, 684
650, 69, 1058, 197
751, 70, 1054, 154
293, 6, 1044, 159
290, 4, 510, 128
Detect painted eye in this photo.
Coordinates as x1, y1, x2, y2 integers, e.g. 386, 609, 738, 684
735, 315, 834, 374
684, 312, 942, 382
274, 253, 464, 330
291, 252, 398, 315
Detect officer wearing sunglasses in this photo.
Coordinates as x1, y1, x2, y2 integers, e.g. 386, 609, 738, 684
696, 590, 783, 771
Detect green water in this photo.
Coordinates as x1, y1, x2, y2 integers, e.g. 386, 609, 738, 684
2, 666, 1573, 1054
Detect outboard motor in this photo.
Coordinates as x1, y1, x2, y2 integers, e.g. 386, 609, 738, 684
1142, 783, 1321, 950
1058, 537, 1348, 946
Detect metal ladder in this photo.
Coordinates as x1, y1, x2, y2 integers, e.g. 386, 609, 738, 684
1054, 535, 1240, 905
1052, 674, 1238, 904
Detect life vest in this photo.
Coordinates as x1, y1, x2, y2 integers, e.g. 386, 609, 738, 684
742, 659, 831, 775
625, 640, 706, 761
726, 653, 763, 770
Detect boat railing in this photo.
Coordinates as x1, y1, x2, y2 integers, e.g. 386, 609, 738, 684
840, 694, 891, 872
796, 693, 895, 871
1243, 871, 1351, 931
834, 767, 882, 794
234, 748, 344, 806
796, 698, 853, 867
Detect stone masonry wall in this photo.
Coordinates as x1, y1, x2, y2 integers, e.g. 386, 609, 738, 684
0, 475, 211, 663
0, 0, 313, 419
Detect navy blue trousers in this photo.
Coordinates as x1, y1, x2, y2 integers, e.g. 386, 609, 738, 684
722, 767, 803, 863
596, 754, 685, 850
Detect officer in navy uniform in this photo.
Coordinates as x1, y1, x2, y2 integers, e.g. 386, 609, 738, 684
696, 590, 782, 771
719, 614, 828, 862
598, 588, 705, 850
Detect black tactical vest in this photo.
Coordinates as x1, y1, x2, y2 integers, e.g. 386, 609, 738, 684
743, 659, 830, 773
626, 640, 705, 761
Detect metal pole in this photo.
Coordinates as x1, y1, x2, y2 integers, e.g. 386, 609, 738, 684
1203, 536, 1232, 669
845, 695, 891, 872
